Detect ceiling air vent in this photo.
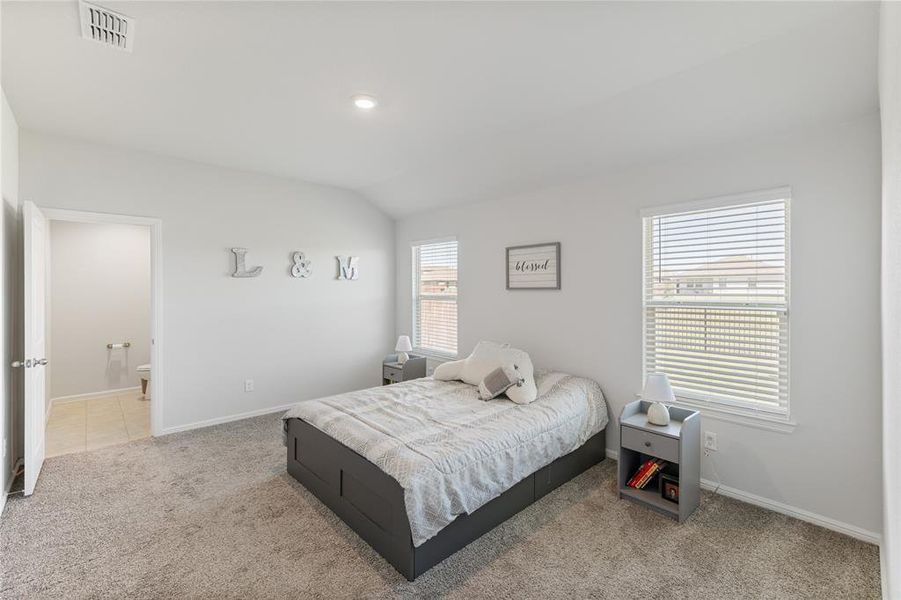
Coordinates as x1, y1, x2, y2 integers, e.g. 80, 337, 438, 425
79, 1, 134, 52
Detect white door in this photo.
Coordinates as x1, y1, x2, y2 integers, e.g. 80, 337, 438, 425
23, 201, 48, 496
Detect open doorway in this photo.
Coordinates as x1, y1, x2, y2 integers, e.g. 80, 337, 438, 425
19, 205, 164, 495
43, 220, 152, 456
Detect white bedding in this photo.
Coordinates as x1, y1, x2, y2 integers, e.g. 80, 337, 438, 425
282, 371, 608, 546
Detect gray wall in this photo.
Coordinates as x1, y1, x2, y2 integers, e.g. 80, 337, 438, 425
48, 221, 151, 400
21, 130, 396, 432
395, 114, 883, 537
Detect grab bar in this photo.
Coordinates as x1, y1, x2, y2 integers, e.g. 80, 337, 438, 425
107, 342, 131, 349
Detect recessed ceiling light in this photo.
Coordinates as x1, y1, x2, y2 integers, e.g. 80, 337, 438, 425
352, 95, 378, 110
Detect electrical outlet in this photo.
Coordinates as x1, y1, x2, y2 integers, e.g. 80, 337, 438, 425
244, 379, 254, 392
704, 431, 718, 452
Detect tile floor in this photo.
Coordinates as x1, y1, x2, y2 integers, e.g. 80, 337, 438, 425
46, 390, 150, 457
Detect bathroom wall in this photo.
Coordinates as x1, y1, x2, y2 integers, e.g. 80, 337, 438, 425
48, 221, 151, 400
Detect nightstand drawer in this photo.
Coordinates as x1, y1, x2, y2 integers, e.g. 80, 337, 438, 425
383, 365, 403, 382
621, 425, 679, 463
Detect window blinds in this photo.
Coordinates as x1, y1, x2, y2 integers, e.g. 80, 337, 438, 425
643, 194, 789, 414
413, 240, 458, 357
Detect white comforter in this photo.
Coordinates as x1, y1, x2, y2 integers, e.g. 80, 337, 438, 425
282, 371, 608, 547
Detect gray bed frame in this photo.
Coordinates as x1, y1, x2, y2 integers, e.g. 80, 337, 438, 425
285, 417, 606, 580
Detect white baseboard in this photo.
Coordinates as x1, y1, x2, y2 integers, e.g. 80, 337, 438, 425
51, 386, 142, 405
160, 402, 297, 436
603, 447, 880, 545
700, 479, 881, 545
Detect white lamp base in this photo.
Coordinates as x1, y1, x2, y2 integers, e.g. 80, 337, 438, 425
396, 351, 409, 364
647, 401, 671, 426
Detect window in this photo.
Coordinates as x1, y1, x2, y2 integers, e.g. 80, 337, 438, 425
642, 189, 790, 419
413, 239, 458, 357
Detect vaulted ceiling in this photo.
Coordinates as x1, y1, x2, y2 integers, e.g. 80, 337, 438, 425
2, 1, 879, 217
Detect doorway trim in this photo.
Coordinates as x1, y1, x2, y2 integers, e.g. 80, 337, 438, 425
40, 207, 164, 437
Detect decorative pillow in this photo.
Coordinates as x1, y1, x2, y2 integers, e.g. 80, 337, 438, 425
459, 340, 538, 404
504, 353, 537, 405
433, 359, 466, 381
459, 341, 512, 385
478, 365, 524, 400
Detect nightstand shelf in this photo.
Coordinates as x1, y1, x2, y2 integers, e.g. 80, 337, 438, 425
619, 486, 681, 514
382, 355, 427, 385
617, 400, 700, 522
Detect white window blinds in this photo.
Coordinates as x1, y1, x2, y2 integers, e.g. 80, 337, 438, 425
642, 191, 790, 415
413, 239, 458, 357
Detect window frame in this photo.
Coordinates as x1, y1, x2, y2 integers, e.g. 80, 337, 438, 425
411, 237, 459, 360
640, 187, 793, 430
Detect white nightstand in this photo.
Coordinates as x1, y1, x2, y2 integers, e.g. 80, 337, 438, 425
617, 400, 701, 522
382, 355, 427, 385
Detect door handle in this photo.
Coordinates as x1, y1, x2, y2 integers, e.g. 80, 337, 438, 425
11, 358, 47, 368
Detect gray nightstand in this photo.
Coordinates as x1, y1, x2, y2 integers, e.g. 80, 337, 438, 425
617, 399, 700, 522
382, 355, 427, 385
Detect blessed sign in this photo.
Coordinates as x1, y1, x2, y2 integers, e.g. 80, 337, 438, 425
506, 242, 561, 290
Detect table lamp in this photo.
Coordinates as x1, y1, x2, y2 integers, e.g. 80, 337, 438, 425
395, 335, 413, 364
641, 373, 674, 426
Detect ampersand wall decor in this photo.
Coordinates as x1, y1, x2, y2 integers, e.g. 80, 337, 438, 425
290, 251, 312, 278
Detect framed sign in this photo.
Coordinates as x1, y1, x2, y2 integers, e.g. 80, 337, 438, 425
506, 242, 561, 290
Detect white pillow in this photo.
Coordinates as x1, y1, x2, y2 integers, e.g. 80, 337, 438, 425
459, 341, 511, 385
459, 340, 538, 404
504, 353, 537, 405
433, 359, 466, 381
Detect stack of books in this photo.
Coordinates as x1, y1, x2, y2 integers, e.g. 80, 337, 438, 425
627, 458, 667, 489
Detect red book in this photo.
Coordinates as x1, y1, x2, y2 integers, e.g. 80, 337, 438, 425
626, 466, 643, 487
627, 459, 657, 488
636, 461, 662, 489
627, 462, 650, 487
637, 459, 667, 489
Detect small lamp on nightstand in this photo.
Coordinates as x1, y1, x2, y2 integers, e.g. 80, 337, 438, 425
642, 373, 675, 426
395, 335, 413, 364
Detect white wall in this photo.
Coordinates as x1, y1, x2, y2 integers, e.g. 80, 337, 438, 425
48, 221, 151, 399
20, 131, 395, 432
1, 89, 20, 509
396, 115, 883, 538
880, 1, 901, 596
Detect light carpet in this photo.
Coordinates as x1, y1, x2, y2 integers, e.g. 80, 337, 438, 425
0, 414, 880, 599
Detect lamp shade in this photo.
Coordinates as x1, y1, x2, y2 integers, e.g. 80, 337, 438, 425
395, 335, 413, 353
641, 373, 675, 403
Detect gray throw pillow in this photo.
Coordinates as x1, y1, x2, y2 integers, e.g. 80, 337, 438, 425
478, 364, 525, 401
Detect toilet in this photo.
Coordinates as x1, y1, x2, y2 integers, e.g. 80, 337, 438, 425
137, 364, 151, 400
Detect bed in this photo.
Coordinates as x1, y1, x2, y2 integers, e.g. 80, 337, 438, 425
282, 371, 609, 580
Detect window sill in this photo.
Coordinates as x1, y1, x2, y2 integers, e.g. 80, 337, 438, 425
667, 397, 797, 434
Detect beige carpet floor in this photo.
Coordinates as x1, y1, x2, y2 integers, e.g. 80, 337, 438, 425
0, 414, 881, 599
